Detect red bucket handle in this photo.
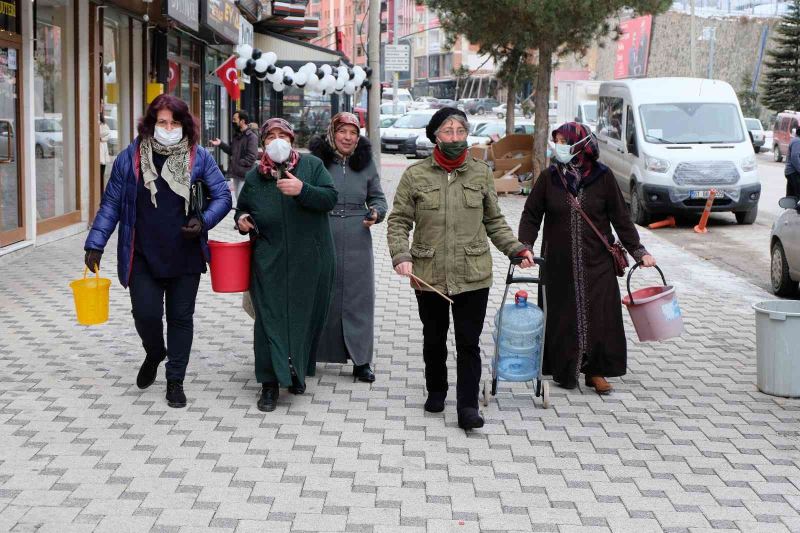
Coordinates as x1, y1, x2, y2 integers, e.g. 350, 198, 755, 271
626, 262, 667, 306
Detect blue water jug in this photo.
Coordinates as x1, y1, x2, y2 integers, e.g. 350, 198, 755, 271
492, 290, 544, 382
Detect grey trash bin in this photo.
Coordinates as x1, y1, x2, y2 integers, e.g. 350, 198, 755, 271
753, 300, 800, 398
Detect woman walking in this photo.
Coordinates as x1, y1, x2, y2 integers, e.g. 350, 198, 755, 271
235, 118, 338, 412
518, 122, 656, 395
309, 112, 387, 383
83, 94, 232, 408
387, 107, 533, 430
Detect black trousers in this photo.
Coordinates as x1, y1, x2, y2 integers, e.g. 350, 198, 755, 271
415, 287, 489, 410
787, 172, 800, 198
128, 255, 201, 382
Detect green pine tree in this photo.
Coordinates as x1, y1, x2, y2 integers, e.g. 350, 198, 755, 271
762, 0, 800, 112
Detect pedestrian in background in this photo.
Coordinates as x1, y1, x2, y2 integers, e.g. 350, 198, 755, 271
235, 118, 338, 413
518, 122, 656, 395
83, 94, 232, 408
211, 110, 259, 202
784, 124, 800, 197
99, 113, 110, 183
310, 112, 387, 383
387, 107, 534, 431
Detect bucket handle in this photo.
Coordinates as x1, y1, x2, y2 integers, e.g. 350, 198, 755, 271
83, 266, 101, 280
626, 262, 667, 306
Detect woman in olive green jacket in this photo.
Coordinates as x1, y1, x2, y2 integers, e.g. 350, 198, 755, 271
386, 108, 533, 431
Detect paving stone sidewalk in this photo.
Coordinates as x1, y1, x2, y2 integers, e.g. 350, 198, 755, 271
1, 162, 800, 532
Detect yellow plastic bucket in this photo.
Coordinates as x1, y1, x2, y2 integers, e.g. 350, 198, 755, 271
70, 267, 111, 325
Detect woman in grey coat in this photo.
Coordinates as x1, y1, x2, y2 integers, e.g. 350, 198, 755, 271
310, 112, 387, 382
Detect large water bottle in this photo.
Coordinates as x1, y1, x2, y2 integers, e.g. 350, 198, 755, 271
492, 290, 544, 382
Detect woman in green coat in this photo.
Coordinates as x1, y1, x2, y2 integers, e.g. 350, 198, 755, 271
235, 118, 338, 412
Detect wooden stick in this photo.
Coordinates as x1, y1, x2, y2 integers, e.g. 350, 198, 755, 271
407, 273, 455, 304
498, 163, 522, 180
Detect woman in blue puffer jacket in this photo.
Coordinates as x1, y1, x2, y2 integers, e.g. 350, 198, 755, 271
83, 94, 232, 409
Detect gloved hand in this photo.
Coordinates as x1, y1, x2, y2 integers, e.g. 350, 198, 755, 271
85, 249, 103, 272
181, 217, 203, 240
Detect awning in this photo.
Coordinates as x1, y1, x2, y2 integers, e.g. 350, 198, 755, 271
253, 30, 345, 65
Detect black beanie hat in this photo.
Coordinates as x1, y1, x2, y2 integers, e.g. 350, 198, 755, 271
426, 107, 468, 144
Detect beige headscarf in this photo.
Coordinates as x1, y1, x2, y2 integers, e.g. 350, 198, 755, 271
139, 136, 191, 213
326, 112, 360, 160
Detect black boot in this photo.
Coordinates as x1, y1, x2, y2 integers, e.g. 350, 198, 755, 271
288, 373, 305, 395
137, 351, 166, 390
424, 391, 447, 413
457, 407, 484, 430
353, 364, 375, 383
165, 380, 187, 408
258, 382, 279, 412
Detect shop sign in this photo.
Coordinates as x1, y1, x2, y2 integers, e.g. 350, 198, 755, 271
203, 0, 240, 44
165, 0, 199, 32
0, 0, 18, 34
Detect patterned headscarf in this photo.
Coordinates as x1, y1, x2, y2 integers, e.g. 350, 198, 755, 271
139, 136, 191, 213
258, 118, 300, 177
326, 112, 360, 160
551, 122, 599, 193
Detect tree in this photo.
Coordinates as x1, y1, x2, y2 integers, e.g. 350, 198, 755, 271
738, 73, 761, 119
762, 0, 800, 113
426, 0, 670, 177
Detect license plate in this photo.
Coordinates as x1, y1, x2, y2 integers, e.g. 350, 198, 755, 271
689, 190, 725, 199
386, 144, 398, 150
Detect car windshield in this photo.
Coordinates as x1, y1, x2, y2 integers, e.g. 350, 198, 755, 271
745, 118, 762, 130
392, 113, 433, 129
380, 117, 397, 127
35, 119, 61, 132
381, 103, 406, 114
474, 123, 505, 137
583, 103, 598, 123
640, 103, 745, 144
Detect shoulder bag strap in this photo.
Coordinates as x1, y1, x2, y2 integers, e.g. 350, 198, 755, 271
557, 170, 614, 252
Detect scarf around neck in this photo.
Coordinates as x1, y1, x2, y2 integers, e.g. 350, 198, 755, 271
139, 136, 191, 213
433, 145, 467, 173
258, 145, 300, 179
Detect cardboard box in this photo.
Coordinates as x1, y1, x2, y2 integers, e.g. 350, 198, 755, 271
469, 144, 491, 161
493, 176, 521, 194
491, 134, 533, 174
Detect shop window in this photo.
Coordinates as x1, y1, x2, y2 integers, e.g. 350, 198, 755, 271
35, 0, 77, 222
101, 13, 130, 190
281, 86, 330, 149
428, 55, 440, 78
415, 57, 427, 78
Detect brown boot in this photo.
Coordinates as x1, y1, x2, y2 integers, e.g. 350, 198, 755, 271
585, 376, 613, 395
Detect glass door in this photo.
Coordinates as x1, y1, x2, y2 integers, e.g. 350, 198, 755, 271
0, 43, 24, 247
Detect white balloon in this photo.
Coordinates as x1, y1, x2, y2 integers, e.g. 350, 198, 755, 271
353, 65, 365, 77
266, 70, 283, 84
263, 52, 278, 66
301, 62, 317, 74
235, 57, 248, 71
282, 66, 295, 76
335, 77, 346, 91
254, 57, 270, 73
322, 74, 337, 90
237, 44, 253, 59
344, 82, 356, 95
320, 64, 333, 76
293, 71, 308, 86
272, 81, 285, 92
305, 73, 320, 88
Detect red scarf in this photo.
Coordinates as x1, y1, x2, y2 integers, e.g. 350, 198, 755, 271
433, 146, 467, 173
258, 148, 300, 178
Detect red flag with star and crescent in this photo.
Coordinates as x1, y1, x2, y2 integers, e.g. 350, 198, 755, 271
215, 55, 240, 100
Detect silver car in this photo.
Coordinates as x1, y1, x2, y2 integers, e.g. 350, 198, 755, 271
771, 196, 800, 296
746, 118, 765, 153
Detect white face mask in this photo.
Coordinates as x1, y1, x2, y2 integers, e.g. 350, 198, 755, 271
154, 126, 183, 146
266, 137, 292, 163
552, 133, 592, 164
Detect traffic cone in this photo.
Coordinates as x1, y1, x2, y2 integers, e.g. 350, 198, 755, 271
648, 216, 676, 230
693, 189, 717, 234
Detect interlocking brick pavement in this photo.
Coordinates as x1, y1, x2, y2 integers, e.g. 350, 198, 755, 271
2, 155, 800, 532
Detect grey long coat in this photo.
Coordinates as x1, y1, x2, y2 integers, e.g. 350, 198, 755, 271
310, 136, 388, 365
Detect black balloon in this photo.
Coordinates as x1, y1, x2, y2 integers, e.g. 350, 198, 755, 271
348, 69, 355, 80
362, 81, 371, 90
267, 65, 277, 75
256, 72, 269, 81
364, 66, 373, 77
283, 76, 293, 86
246, 58, 256, 70
317, 69, 326, 79
251, 48, 262, 60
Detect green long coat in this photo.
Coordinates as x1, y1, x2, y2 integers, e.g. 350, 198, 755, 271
235, 154, 338, 387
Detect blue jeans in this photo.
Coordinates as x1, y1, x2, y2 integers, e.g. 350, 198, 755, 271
129, 255, 201, 382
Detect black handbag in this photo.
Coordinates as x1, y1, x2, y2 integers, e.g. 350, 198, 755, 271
189, 180, 210, 224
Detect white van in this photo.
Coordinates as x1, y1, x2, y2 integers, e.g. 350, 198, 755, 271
382, 88, 413, 104
596, 78, 759, 225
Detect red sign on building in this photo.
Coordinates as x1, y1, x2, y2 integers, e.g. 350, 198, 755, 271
614, 15, 652, 79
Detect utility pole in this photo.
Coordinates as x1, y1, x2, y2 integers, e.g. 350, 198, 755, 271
392, 0, 399, 115
367, 0, 381, 164
689, 0, 696, 76
352, 0, 359, 63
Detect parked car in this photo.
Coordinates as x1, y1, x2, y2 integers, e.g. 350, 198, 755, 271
772, 111, 800, 162
34, 117, 62, 158
492, 103, 532, 119
415, 135, 434, 158
409, 97, 439, 110
745, 117, 765, 153
381, 87, 414, 105
596, 77, 759, 226
464, 98, 500, 115
380, 101, 409, 120
0, 119, 14, 162
360, 116, 399, 140
467, 120, 534, 146
380, 109, 437, 156
770, 196, 800, 296
430, 98, 458, 110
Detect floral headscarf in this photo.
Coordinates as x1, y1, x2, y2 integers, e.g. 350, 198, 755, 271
551, 122, 600, 194
258, 118, 300, 177
326, 112, 360, 160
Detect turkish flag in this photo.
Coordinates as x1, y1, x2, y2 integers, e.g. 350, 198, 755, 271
167, 61, 180, 93
215, 55, 240, 101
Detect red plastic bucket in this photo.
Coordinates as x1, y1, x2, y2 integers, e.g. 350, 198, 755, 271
208, 240, 252, 293
622, 264, 685, 342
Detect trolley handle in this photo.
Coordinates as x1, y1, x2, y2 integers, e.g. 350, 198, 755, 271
506, 256, 545, 285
